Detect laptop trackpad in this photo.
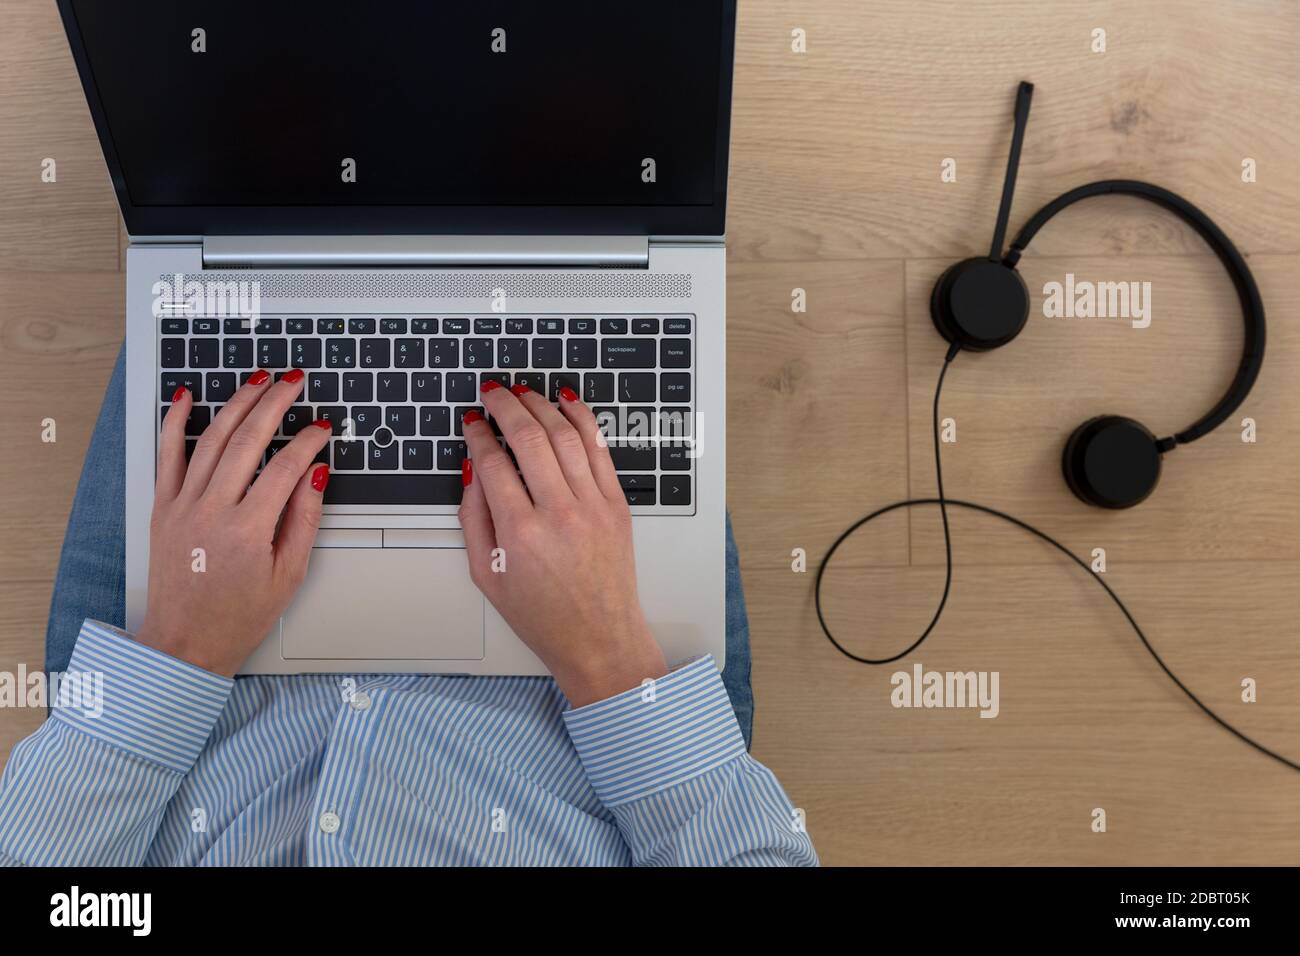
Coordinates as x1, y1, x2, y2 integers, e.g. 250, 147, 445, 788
282, 548, 485, 660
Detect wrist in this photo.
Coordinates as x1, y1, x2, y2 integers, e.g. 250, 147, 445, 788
135, 620, 241, 678
554, 627, 667, 708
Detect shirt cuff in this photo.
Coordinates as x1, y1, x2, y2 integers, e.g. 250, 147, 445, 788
50, 619, 234, 774
562, 655, 747, 807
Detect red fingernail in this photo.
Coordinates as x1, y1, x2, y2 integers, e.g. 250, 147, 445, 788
283, 368, 305, 384
510, 383, 532, 397
480, 380, 503, 393
461, 459, 473, 487
247, 369, 270, 387
311, 464, 330, 493
462, 410, 484, 426
171, 385, 189, 403
559, 386, 579, 403
311, 419, 332, 431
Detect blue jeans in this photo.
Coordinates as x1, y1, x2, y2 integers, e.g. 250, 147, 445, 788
45, 345, 755, 747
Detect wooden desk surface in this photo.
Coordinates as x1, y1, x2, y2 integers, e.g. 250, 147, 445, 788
1, 0, 1297, 865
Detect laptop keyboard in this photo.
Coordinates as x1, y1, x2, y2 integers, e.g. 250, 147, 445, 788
158, 314, 695, 511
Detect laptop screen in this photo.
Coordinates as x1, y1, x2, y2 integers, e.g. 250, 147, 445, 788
60, 0, 735, 236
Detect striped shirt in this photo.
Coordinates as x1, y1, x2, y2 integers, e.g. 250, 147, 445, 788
0, 621, 816, 866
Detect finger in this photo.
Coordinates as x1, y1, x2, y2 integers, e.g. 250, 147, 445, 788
273, 461, 329, 587
478, 381, 572, 507
204, 369, 308, 504
462, 409, 532, 524
556, 387, 624, 502
457, 459, 499, 590
179, 368, 276, 498
508, 383, 601, 499
242, 418, 332, 521
157, 385, 192, 502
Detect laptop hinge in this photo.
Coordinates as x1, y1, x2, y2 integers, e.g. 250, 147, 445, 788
201, 235, 649, 268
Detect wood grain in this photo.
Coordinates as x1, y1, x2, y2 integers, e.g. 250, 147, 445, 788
1, 0, 1297, 865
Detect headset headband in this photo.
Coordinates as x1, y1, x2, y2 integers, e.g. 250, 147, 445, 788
1003, 180, 1266, 448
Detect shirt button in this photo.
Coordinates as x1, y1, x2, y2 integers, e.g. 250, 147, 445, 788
351, 691, 372, 712
318, 812, 340, 834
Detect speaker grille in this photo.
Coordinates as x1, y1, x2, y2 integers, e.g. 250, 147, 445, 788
175, 271, 691, 299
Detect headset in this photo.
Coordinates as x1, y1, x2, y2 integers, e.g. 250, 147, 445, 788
816, 82, 1296, 774
931, 81, 1266, 509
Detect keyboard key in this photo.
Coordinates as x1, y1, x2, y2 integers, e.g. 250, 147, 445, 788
498, 339, 527, 368
600, 318, 628, 335
183, 405, 211, 437
291, 339, 322, 368
192, 318, 219, 335
660, 475, 692, 506
286, 319, 313, 334
326, 338, 356, 368
224, 339, 254, 368
385, 406, 416, 436
661, 339, 691, 368
548, 372, 580, 402
609, 444, 656, 470
514, 372, 546, 394
437, 440, 468, 470
463, 338, 493, 367
360, 339, 390, 368
480, 372, 510, 391
377, 372, 408, 402
402, 440, 433, 470
315, 405, 347, 435
446, 372, 477, 402
333, 439, 365, 470
412, 318, 438, 334
474, 318, 501, 335
660, 373, 691, 402
568, 318, 596, 335
602, 340, 656, 368
567, 339, 597, 368
538, 318, 564, 334
632, 318, 660, 335
255, 318, 282, 334
442, 318, 470, 334
258, 339, 288, 368
204, 372, 237, 403
317, 318, 345, 334
505, 318, 533, 334
189, 339, 219, 369
410, 372, 442, 403
419, 405, 451, 436
623, 488, 656, 507
369, 440, 399, 470
381, 318, 408, 334
349, 318, 376, 335
453, 406, 483, 436
583, 372, 614, 403
664, 317, 692, 334
618, 373, 656, 402
660, 445, 691, 471
324, 474, 463, 505
532, 339, 562, 368
659, 406, 693, 439
282, 405, 313, 436
349, 406, 381, 436
394, 338, 424, 368
342, 372, 373, 402
265, 440, 290, 465
224, 318, 252, 335
618, 474, 655, 492
161, 338, 185, 369
308, 372, 339, 402
161, 318, 188, 334
427, 339, 459, 368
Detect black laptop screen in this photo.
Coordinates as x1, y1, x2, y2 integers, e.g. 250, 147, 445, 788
61, 0, 734, 235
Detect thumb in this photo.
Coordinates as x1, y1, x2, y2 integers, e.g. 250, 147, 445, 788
457, 459, 498, 590
275, 462, 328, 583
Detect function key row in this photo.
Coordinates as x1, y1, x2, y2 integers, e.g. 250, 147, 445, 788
161, 316, 692, 336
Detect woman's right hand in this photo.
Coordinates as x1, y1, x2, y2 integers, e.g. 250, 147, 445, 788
136, 369, 332, 677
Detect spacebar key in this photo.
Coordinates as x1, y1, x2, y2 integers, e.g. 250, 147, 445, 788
324, 474, 463, 505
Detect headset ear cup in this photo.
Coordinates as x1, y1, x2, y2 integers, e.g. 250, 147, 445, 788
930, 257, 1030, 352
1063, 416, 1163, 509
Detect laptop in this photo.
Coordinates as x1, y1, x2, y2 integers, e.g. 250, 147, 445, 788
59, 0, 736, 675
